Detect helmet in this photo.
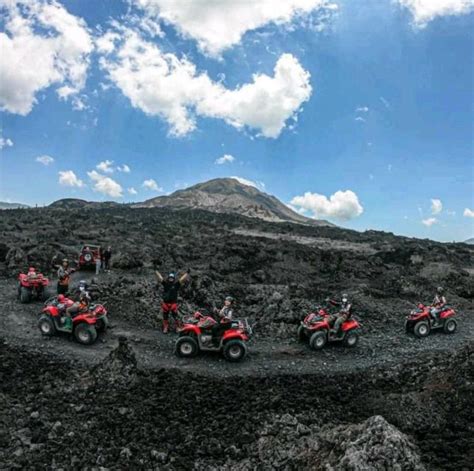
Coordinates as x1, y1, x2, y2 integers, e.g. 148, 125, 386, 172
225, 296, 234, 303
437, 286, 444, 294
57, 294, 65, 303
79, 280, 87, 287
168, 272, 176, 280
62, 258, 68, 264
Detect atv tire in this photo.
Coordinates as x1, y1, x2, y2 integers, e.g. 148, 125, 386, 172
20, 287, 31, 304
297, 325, 307, 342
309, 331, 327, 350
175, 336, 199, 358
343, 330, 359, 348
95, 316, 109, 333
74, 323, 97, 345
38, 315, 56, 337
443, 319, 457, 334
414, 321, 430, 338
223, 339, 247, 362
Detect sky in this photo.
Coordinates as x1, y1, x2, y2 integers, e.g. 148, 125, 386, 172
0, 0, 473, 242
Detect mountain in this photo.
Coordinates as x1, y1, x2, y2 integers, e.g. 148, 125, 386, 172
0, 201, 30, 209
49, 198, 121, 210
464, 238, 474, 245
135, 178, 333, 226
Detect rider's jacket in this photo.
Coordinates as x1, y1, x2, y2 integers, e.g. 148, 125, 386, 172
432, 294, 447, 308
218, 306, 233, 322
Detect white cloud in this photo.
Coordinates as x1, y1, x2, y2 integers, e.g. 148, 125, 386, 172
0, 137, 14, 149
231, 176, 266, 191
430, 198, 443, 215
396, 0, 474, 26
0, 0, 93, 115
58, 170, 84, 187
290, 190, 364, 220
100, 30, 312, 138
128, 187, 138, 195
464, 208, 474, 218
356, 106, 369, 112
422, 217, 438, 227
355, 116, 366, 122
87, 170, 123, 198
117, 164, 131, 173
133, 0, 337, 56
142, 178, 163, 192
96, 160, 114, 173
215, 154, 235, 165
36, 155, 54, 166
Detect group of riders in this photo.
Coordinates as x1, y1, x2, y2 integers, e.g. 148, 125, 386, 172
33, 258, 450, 339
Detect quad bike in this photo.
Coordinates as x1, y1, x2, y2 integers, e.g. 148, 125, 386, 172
18, 269, 49, 303
78, 245, 101, 269
298, 306, 361, 350
38, 296, 109, 345
405, 303, 457, 338
175, 311, 252, 362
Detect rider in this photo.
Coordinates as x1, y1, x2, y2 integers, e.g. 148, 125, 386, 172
155, 269, 190, 334
57, 259, 74, 295
211, 296, 235, 344
329, 293, 352, 337
430, 287, 447, 323
64, 290, 90, 332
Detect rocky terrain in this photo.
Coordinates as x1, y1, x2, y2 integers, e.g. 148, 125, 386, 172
0, 203, 473, 469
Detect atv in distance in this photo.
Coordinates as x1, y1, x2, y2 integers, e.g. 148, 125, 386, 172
405, 303, 457, 338
18, 268, 49, 303
298, 307, 360, 350
175, 311, 252, 362
78, 245, 101, 270
38, 296, 109, 345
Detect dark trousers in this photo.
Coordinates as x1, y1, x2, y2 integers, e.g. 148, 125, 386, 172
57, 283, 68, 295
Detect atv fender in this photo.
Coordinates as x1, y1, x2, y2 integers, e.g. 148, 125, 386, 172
222, 330, 248, 342
179, 325, 201, 336
73, 314, 96, 325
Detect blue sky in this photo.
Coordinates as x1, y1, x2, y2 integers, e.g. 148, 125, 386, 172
0, 0, 473, 242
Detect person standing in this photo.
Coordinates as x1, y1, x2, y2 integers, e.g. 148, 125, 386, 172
103, 246, 112, 271
57, 259, 74, 295
96, 247, 102, 275
155, 269, 190, 333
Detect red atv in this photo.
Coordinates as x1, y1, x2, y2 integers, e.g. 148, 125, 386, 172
78, 245, 101, 269
405, 303, 457, 338
38, 296, 109, 345
175, 311, 252, 362
298, 307, 360, 349
18, 268, 49, 303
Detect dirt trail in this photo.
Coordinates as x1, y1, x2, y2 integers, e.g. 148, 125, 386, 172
2, 278, 472, 378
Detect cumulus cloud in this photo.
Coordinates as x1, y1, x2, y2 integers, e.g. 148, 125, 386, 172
0, 0, 93, 115
0, 137, 14, 149
142, 178, 163, 192
117, 164, 131, 173
431, 198, 443, 215
96, 160, 114, 173
396, 0, 474, 26
355, 116, 366, 122
100, 29, 312, 138
36, 155, 54, 165
290, 190, 364, 220
422, 217, 438, 227
58, 170, 84, 187
215, 154, 235, 165
231, 176, 266, 191
464, 208, 474, 218
128, 187, 138, 195
356, 106, 369, 112
87, 170, 123, 198
133, 0, 337, 56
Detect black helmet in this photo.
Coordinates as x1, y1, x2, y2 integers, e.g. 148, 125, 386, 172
168, 272, 176, 280
225, 296, 234, 303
